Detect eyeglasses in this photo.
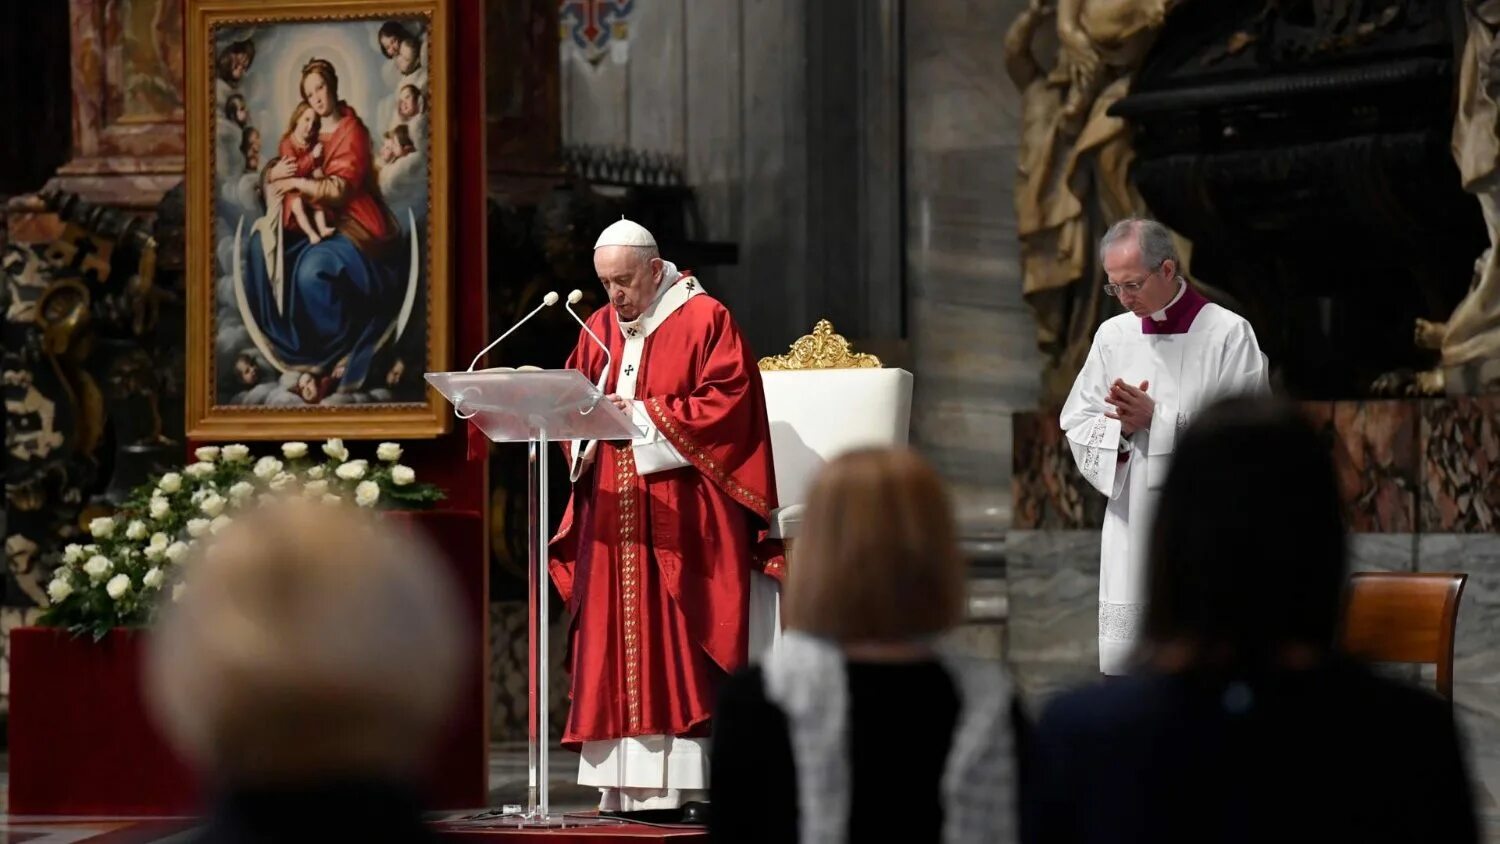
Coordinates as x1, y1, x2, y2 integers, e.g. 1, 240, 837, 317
1103, 263, 1165, 298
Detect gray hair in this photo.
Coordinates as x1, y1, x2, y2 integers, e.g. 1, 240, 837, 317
593, 244, 660, 266
1099, 217, 1180, 275
630, 244, 661, 266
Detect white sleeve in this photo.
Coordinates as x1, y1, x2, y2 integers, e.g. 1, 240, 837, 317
1220, 320, 1271, 396
1163, 321, 1271, 439
1059, 332, 1128, 498
630, 402, 690, 476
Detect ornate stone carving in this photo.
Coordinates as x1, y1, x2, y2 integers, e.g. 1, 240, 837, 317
757, 320, 880, 371
47, 0, 185, 211
1376, 1, 1500, 395
1115, 0, 1476, 397
2, 190, 172, 612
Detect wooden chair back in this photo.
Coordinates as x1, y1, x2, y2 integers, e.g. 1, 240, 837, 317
1340, 572, 1466, 700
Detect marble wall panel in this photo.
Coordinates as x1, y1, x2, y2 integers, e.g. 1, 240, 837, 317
678, 0, 750, 348
1348, 533, 1417, 573
624, 0, 686, 157
1422, 397, 1500, 534
1012, 409, 1105, 531
1330, 400, 1420, 533
946, 624, 1007, 662
1004, 529, 1100, 708
906, 0, 1039, 537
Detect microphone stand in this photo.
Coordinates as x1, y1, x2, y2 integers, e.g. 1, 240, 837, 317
564, 290, 612, 415
452, 292, 559, 419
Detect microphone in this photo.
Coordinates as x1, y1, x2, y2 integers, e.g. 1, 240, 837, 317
564, 289, 613, 400
467, 291, 559, 372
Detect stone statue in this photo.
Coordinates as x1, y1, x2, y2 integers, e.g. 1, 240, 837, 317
1006, 0, 1181, 405
1378, 1, 1500, 395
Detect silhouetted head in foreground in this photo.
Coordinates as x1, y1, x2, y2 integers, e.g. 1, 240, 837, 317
1142, 396, 1347, 672
146, 498, 465, 785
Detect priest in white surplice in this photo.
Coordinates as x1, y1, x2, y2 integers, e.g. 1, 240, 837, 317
1061, 218, 1270, 676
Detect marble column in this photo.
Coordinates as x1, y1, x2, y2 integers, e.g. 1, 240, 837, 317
905, 0, 1040, 539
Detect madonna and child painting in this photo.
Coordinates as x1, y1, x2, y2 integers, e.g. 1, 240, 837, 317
187, 1, 450, 439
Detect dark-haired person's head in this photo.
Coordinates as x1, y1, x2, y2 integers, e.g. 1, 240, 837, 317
396, 36, 421, 75
216, 39, 255, 85
224, 94, 248, 126
379, 21, 414, 58
1142, 396, 1346, 671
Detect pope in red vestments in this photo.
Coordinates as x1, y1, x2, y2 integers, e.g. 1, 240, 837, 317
549, 219, 782, 815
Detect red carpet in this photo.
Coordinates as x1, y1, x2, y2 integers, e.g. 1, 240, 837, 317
439, 825, 706, 841
0, 818, 706, 842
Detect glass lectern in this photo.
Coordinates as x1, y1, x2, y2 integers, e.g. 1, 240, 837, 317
425, 369, 640, 826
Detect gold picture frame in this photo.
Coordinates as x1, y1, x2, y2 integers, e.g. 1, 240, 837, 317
185, 0, 451, 439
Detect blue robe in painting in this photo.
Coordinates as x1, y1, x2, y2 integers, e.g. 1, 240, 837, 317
241, 228, 406, 392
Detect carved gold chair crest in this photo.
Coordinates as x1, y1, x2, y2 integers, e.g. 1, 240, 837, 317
758, 319, 881, 371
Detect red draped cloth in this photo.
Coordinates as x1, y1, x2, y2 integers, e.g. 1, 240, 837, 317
549, 289, 782, 748
312, 103, 396, 246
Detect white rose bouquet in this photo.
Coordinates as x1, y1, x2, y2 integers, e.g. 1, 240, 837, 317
40, 439, 444, 640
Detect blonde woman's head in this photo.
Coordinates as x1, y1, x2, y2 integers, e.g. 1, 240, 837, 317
782, 447, 964, 642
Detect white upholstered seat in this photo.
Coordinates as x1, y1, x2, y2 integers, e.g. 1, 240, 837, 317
761, 367, 914, 538
748, 321, 912, 664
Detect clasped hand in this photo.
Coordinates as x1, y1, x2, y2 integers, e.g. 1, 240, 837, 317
1105, 379, 1153, 436
606, 394, 633, 414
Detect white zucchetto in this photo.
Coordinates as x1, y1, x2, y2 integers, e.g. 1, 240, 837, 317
593, 217, 657, 250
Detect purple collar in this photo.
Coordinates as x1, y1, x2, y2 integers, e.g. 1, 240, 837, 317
1141, 283, 1209, 335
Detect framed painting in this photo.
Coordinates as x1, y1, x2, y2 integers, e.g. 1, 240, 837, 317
185, 0, 451, 439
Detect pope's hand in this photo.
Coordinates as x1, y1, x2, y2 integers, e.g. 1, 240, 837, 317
1105, 379, 1153, 436
607, 394, 633, 415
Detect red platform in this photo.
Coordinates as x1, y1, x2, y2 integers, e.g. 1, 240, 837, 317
9, 508, 489, 816
8, 627, 198, 815
437, 823, 707, 841
0, 819, 706, 842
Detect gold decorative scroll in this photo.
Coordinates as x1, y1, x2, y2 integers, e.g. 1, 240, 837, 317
758, 320, 881, 371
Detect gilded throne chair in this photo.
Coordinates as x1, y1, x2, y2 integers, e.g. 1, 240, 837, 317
750, 320, 914, 659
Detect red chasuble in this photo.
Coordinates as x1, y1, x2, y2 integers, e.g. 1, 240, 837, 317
548, 276, 782, 748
